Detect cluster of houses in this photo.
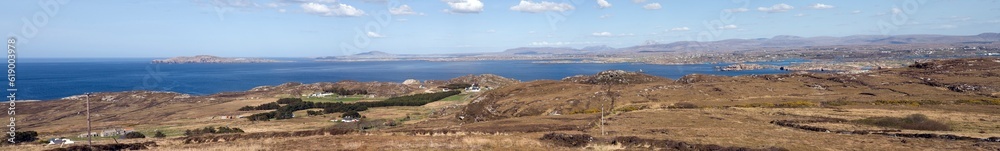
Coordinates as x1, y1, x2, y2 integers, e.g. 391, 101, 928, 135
78, 127, 135, 138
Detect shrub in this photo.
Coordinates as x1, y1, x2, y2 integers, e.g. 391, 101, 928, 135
153, 131, 166, 138
1, 131, 38, 144
821, 100, 854, 106
776, 101, 818, 108
123, 132, 146, 139
956, 99, 1000, 105
342, 110, 361, 119
276, 98, 303, 104
255, 102, 281, 110
324, 87, 369, 95
614, 105, 644, 112
442, 83, 472, 89
237, 106, 255, 111
669, 102, 699, 109
854, 114, 951, 131
307, 110, 324, 116
184, 126, 245, 137
872, 100, 944, 106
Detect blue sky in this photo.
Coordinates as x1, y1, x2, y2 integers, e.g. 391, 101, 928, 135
3, 0, 999, 58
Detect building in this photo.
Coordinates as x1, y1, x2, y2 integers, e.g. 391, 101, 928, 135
78, 127, 134, 138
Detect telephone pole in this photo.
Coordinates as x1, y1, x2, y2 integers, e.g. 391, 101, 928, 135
85, 93, 92, 147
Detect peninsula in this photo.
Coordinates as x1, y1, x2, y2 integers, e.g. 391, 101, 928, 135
152, 55, 286, 64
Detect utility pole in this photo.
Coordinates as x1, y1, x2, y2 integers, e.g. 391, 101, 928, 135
86, 93, 92, 147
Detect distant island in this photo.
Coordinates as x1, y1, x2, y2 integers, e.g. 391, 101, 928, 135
152, 55, 287, 64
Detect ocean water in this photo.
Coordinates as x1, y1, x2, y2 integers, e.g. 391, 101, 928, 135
9, 58, 799, 100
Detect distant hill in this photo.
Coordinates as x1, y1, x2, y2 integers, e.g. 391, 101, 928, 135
354, 51, 394, 56
580, 45, 616, 51
152, 55, 285, 64
502, 47, 588, 55
618, 33, 1000, 53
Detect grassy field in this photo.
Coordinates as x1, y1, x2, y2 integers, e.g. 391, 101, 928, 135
440, 93, 471, 102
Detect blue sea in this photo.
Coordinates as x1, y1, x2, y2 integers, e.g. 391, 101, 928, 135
8, 58, 802, 100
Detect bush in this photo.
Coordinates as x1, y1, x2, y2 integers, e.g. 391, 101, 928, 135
276, 98, 303, 104
184, 126, 245, 137
153, 131, 166, 138
1, 131, 38, 144
669, 102, 699, 109
306, 110, 324, 116
776, 101, 817, 108
342, 110, 361, 119
855, 114, 951, 131
324, 87, 369, 95
123, 132, 146, 139
442, 83, 472, 89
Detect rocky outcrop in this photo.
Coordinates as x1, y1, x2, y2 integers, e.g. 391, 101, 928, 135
448, 74, 521, 88
152, 55, 285, 64
562, 70, 666, 85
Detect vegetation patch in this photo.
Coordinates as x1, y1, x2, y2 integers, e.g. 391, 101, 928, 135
245, 91, 460, 121
610, 136, 788, 151
184, 126, 246, 137
854, 114, 951, 131
871, 100, 945, 106
668, 102, 699, 109
735, 101, 817, 108
539, 133, 592, 147
44, 142, 157, 151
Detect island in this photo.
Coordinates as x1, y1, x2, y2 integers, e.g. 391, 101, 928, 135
152, 55, 287, 64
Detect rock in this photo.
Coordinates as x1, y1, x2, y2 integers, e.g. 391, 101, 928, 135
402, 79, 421, 85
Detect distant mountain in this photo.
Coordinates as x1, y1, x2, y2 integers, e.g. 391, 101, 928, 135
619, 33, 1000, 53
152, 55, 284, 64
353, 51, 393, 56
501, 47, 587, 55
580, 45, 616, 51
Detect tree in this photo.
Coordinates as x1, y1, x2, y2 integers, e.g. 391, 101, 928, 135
153, 131, 166, 138
123, 132, 146, 139
342, 110, 361, 119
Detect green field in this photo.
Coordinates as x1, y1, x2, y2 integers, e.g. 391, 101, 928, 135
439, 93, 470, 102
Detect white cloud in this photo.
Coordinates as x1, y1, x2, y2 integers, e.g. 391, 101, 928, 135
599, 14, 612, 19
390, 5, 422, 15
278, 9, 287, 13
510, 0, 575, 13
643, 3, 661, 10
851, 10, 862, 14
794, 13, 806, 17
301, 3, 366, 17
443, 0, 484, 14
668, 27, 690, 31
486, 29, 496, 33
528, 31, 536, 34
718, 24, 738, 30
592, 32, 613, 37
757, 3, 793, 13
631, 0, 646, 4
724, 8, 748, 13
809, 3, 834, 9
366, 32, 385, 38
597, 0, 611, 8
891, 8, 903, 14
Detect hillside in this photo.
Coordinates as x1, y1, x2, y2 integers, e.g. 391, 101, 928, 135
7, 58, 1000, 150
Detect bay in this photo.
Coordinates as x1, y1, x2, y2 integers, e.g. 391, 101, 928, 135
9, 58, 798, 100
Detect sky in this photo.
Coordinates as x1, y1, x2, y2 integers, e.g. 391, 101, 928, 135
2, 0, 999, 58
